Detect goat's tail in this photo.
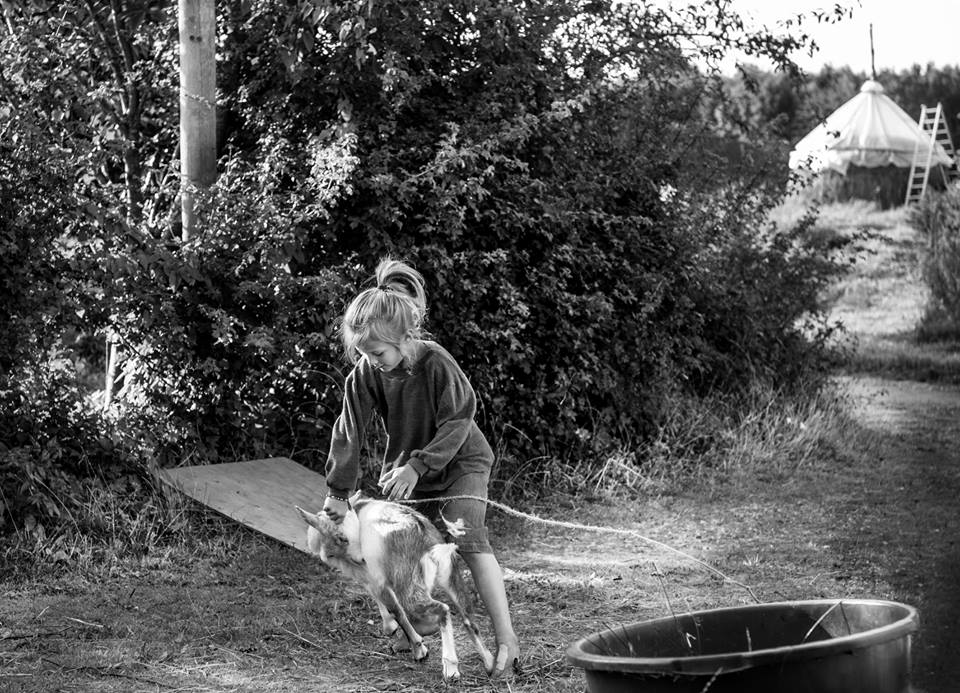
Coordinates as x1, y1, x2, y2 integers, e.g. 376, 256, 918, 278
426, 542, 459, 585
427, 543, 479, 613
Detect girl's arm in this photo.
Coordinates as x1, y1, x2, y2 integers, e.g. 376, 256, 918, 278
405, 363, 477, 477
324, 365, 376, 498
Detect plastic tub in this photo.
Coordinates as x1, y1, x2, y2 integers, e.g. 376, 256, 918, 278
566, 599, 918, 692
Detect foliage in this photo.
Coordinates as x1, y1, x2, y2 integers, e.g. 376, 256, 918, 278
205, 0, 841, 462
0, 0, 853, 534
0, 116, 134, 532
0, 2, 180, 227
676, 187, 842, 393
96, 153, 353, 468
910, 184, 960, 324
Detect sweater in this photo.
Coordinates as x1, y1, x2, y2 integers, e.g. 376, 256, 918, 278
324, 341, 494, 497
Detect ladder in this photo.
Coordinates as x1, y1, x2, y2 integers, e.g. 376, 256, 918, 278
905, 103, 959, 205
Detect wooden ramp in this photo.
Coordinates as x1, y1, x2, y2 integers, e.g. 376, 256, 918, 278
157, 457, 328, 554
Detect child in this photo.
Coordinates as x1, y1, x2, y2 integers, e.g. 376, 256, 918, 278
322, 257, 520, 678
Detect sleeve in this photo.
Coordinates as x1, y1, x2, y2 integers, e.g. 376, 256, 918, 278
324, 364, 377, 497
405, 358, 476, 477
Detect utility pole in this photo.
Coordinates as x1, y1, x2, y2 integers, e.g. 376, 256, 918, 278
178, 0, 217, 241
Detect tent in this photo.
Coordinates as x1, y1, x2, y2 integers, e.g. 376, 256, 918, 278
789, 79, 952, 175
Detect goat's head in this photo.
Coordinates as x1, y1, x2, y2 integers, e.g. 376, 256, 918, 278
295, 505, 364, 566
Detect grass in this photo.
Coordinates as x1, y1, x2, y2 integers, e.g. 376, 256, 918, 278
0, 383, 877, 692
575, 379, 869, 498
770, 195, 960, 384
4, 198, 959, 691
801, 200, 960, 384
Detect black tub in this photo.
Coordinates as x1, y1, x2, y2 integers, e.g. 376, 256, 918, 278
566, 599, 919, 693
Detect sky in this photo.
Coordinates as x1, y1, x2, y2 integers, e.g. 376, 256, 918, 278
718, 0, 960, 74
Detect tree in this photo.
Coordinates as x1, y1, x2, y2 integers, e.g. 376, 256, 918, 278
1, 1, 180, 228
1, 0, 846, 526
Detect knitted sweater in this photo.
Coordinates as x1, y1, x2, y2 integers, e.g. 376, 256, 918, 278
324, 341, 494, 497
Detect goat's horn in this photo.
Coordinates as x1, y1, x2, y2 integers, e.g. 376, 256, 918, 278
295, 505, 321, 530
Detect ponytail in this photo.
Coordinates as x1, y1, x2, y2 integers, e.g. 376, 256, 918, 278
340, 258, 428, 363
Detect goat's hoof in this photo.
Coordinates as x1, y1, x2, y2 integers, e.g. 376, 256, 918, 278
412, 642, 429, 662
442, 659, 461, 682
480, 650, 495, 675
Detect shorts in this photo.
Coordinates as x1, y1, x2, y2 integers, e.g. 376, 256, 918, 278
411, 471, 492, 554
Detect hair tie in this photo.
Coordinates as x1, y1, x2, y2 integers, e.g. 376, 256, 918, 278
377, 284, 390, 291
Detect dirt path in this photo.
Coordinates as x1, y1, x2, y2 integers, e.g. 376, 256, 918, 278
825, 204, 960, 691
837, 375, 960, 691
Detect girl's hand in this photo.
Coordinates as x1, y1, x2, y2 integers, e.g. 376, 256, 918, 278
322, 495, 350, 523
379, 464, 420, 501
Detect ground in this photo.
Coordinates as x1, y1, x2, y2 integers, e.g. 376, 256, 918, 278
2, 202, 959, 692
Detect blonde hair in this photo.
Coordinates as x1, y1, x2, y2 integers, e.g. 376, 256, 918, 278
341, 258, 428, 364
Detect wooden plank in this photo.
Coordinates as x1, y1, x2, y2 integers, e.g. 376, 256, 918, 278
157, 457, 328, 554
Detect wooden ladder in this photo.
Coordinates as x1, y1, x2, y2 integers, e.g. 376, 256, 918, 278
905, 104, 959, 205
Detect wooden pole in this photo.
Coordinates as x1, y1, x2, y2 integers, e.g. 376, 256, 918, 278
178, 0, 217, 241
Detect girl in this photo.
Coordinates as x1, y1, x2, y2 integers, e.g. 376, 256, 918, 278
322, 257, 520, 678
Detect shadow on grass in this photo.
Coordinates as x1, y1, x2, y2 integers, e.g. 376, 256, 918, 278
836, 328, 960, 384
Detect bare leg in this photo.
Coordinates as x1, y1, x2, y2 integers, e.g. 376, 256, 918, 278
434, 551, 495, 671
461, 551, 520, 677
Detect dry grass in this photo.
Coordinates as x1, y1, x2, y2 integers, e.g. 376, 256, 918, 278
0, 507, 701, 693
4, 199, 959, 691
1, 456, 867, 693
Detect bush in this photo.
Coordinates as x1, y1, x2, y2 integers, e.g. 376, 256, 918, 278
293, 85, 842, 467
0, 133, 139, 534
0, 0, 847, 533
94, 153, 355, 470
910, 184, 960, 323
0, 362, 138, 534
101, 10, 843, 480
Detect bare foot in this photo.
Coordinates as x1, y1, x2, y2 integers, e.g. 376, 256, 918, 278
491, 639, 521, 679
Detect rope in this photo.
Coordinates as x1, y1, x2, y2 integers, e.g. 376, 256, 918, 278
398, 494, 760, 603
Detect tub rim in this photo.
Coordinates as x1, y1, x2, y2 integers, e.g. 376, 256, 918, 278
565, 598, 919, 676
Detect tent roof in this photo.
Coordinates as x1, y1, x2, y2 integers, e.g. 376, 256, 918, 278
789, 79, 953, 174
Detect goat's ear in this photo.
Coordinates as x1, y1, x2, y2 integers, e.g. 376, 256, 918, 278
349, 490, 362, 505
295, 506, 321, 530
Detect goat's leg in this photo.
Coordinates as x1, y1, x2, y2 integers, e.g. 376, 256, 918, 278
434, 602, 461, 682
381, 586, 428, 662
438, 584, 495, 672
370, 596, 412, 653
373, 595, 400, 637
433, 557, 496, 673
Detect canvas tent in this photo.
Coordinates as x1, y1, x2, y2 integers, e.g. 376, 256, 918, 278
789, 79, 952, 175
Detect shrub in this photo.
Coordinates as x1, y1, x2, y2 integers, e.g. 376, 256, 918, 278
0, 362, 137, 534
0, 132, 139, 534
910, 183, 960, 324
0, 0, 847, 533
94, 152, 355, 470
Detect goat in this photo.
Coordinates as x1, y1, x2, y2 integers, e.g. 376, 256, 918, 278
295, 495, 495, 682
